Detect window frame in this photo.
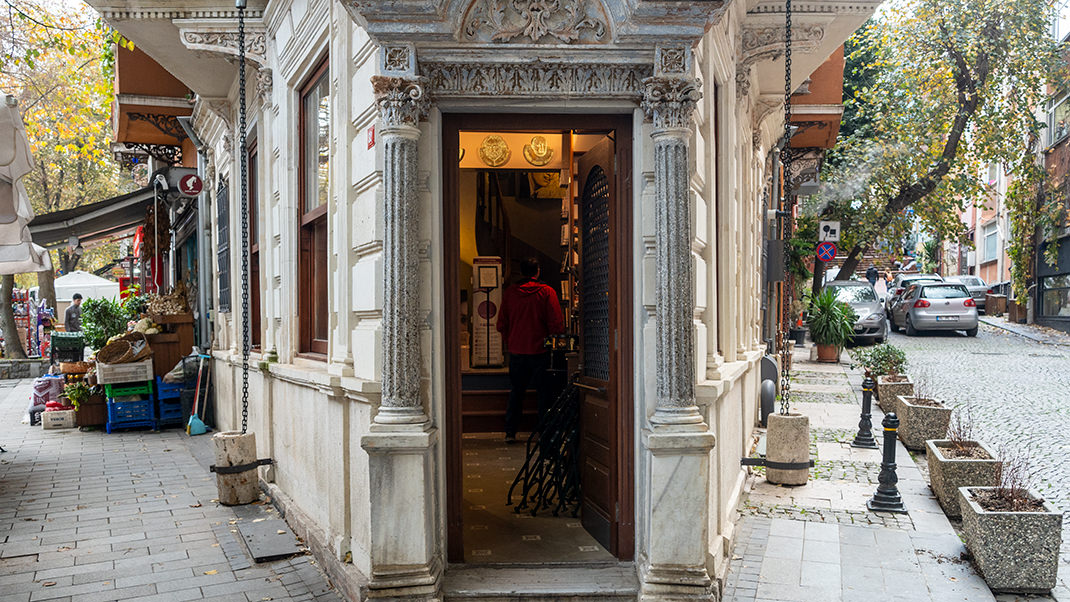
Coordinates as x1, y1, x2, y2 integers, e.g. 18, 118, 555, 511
247, 139, 262, 350
297, 57, 331, 358
1048, 92, 1070, 148
982, 222, 999, 263
1040, 274, 1070, 318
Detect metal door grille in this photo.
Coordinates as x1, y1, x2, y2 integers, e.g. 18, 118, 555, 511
582, 165, 610, 381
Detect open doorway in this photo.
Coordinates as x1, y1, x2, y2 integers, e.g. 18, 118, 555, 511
443, 114, 634, 565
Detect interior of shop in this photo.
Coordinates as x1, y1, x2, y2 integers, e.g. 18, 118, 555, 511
456, 128, 616, 564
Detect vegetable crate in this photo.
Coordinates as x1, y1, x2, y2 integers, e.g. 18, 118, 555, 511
106, 398, 156, 433
154, 377, 186, 426
104, 381, 153, 398
96, 359, 154, 384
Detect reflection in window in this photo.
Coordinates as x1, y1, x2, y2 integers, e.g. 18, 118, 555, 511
1042, 276, 1070, 317
831, 285, 877, 303
921, 285, 969, 299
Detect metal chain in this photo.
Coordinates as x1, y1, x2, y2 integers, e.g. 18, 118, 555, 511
237, 1, 250, 435
779, 0, 794, 416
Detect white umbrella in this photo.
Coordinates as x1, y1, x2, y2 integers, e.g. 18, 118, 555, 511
0, 94, 49, 274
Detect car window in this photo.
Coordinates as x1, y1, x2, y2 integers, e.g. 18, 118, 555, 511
903, 284, 918, 299
921, 285, 969, 299
831, 286, 876, 303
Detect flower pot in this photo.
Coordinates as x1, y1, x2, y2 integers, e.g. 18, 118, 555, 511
765, 413, 810, 486
896, 396, 951, 451
789, 327, 807, 347
925, 439, 1000, 519
815, 344, 840, 363
958, 486, 1062, 593
76, 397, 107, 427
875, 375, 912, 413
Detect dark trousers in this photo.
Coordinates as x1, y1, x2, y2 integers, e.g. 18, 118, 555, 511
505, 352, 553, 437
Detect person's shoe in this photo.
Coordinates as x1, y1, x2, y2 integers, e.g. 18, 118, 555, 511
505, 434, 518, 444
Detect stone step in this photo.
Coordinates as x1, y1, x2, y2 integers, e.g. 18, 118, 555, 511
442, 564, 639, 600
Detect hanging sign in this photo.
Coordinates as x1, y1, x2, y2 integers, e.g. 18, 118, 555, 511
816, 241, 837, 263
178, 174, 203, 196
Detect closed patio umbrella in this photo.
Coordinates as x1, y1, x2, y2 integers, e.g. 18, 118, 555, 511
0, 94, 49, 274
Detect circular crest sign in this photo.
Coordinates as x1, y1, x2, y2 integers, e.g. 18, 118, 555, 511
178, 174, 204, 196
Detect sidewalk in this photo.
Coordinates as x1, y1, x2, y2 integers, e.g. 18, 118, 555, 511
978, 315, 1070, 347
0, 379, 341, 602
722, 345, 996, 602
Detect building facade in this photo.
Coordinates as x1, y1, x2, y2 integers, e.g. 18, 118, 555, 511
91, 1, 878, 599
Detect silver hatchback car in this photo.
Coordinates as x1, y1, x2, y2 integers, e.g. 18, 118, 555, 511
824, 280, 887, 344
890, 282, 979, 337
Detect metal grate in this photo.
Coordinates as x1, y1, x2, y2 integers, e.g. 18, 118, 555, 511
581, 165, 611, 381
216, 179, 231, 313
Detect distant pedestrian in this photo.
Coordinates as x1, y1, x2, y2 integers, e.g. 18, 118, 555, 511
865, 265, 878, 287
64, 293, 83, 332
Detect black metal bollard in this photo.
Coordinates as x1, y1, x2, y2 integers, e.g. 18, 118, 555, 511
851, 374, 879, 449
867, 413, 907, 513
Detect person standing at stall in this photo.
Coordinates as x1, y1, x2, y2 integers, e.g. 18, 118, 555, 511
496, 258, 565, 443
63, 293, 83, 332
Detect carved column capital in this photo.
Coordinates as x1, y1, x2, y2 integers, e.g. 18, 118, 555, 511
256, 67, 273, 103
372, 76, 430, 132
641, 76, 701, 135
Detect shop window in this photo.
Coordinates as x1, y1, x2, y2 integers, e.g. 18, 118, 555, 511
1042, 275, 1070, 318
298, 58, 330, 356
1049, 94, 1070, 148
216, 178, 231, 313
982, 222, 998, 263
248, 141, 261, 350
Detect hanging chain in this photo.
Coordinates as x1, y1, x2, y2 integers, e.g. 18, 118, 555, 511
779, 0, 794, 416
237, 0, 250, 435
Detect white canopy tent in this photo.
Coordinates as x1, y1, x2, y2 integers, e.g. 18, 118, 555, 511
50, 270, 119, 302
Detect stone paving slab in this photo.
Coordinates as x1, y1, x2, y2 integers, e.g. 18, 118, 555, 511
0, 379, 343, 602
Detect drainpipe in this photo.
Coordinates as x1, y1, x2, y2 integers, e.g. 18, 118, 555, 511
178, 116, 212, 349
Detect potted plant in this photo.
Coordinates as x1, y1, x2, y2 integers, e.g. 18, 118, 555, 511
850, 344, 909, 409
959, 455, 1062, 593
895, 370, 950, 450
806, 288, 857, 363
925, 406, 1001, 519
66, 382, 107, 427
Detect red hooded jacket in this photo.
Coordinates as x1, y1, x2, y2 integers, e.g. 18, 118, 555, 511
496, 279, 565, 355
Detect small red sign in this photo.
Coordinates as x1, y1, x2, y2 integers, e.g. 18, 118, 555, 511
367, 126, 375, 149
178, 174, 203, 196
816, 241, 837, 262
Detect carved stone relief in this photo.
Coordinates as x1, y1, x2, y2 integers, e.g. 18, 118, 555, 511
420, 61, 651, 99
461, 0, 609, 44
735, 24, 824, 99
641, 76, 702, 131
179, 27, 268, 65
256, 68, 273, 102
372, 76, 430, 128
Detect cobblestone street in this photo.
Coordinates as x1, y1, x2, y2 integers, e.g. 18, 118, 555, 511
886, 323, 1070, 569
0, 380, 341, 602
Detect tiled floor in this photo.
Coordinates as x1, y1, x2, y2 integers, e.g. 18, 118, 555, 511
460, 432, 614, 564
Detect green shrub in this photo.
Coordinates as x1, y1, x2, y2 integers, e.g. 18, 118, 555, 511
806, 288, 857, 349
850, 343, 908, 377
81, 298, 127, 350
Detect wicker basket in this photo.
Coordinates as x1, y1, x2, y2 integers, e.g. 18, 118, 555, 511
59, 361, 90, 374
97, 332, 153, 365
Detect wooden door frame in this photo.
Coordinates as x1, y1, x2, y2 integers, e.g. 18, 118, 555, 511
442, 113, 634, 563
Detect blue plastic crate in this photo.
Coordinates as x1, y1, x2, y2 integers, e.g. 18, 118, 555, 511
106, 398, 155, 433
154, 376, 184, 400
157, 399, 185, 424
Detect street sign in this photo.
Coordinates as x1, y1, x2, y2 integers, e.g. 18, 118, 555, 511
178, 174, 203, 196
816, 241, 837, 262
819, 221, 840, 242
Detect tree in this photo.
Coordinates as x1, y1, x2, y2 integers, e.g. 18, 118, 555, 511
1, 275, 27, 358
817, 0, 1062, 280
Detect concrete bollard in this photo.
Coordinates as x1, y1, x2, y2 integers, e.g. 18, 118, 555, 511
212, 431, 260, 505
766, 413, 810, 486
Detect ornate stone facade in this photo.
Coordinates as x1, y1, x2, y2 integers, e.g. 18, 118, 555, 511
180, 27, 268, 65
461, 0, 610, 44
419, 61, 651, 99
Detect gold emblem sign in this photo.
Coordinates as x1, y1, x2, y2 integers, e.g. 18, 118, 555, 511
479, 134, 511, 167
523, 135, 554, 166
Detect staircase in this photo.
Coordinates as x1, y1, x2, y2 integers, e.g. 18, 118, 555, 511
442, 564, 639, 601
826, 252, 901, 280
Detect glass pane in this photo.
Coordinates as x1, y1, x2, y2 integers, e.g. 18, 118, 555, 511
984, 231, 998, 261
921, 285, 969, 299
312, 218, 329, 341
303, 73, 330, 214
1042, 288, 1070, 317
832, 285, 876, 303
1044, 275, 1070, 289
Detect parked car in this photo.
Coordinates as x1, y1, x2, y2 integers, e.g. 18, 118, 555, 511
889, 282, 978, 337
824, 280, 886, 344
944, 275, 988, 311
883, 273, 943, 315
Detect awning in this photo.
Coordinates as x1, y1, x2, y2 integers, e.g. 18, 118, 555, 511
28, 185, 155, 248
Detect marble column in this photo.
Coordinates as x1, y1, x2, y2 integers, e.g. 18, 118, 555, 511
360, 74, 440, 599
639, 73, 717, 601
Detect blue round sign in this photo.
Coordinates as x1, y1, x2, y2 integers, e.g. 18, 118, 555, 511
816, 241, 837, 262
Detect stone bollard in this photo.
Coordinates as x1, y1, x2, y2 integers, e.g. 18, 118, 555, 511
867, 413, 907, 513
212, 431, 260, 505
766, 413, 810, 486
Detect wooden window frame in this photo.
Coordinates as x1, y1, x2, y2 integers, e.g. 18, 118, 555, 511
298, 57, 330, 357
247, 140, 262, 350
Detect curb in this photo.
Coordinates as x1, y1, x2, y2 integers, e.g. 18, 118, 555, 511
978, 317, 1070, 347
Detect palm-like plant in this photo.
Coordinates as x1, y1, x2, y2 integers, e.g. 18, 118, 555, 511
806, 288, 857, 350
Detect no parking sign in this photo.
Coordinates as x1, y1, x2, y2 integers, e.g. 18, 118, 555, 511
816, 241, 837, 262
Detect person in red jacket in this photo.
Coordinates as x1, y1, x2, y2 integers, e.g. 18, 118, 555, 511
496, 257, 565, 443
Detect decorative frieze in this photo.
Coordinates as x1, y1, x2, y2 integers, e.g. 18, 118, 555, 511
462, 0, 609, 44
179, 27, 268, 65
421, 62, 651, 99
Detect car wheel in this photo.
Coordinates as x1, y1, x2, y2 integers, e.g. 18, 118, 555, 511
905, 316, 918, 336
888, 316, 900, 333
966, 326, 978, 337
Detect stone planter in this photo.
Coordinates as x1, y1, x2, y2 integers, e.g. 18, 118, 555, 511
766, 413, 810, 486
896, 396, 951, 451
925, 440, 1001, 519
875, 375, 912, 413
959, 486, 1063, 593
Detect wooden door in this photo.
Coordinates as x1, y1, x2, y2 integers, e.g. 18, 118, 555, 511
576, 136, 622, 555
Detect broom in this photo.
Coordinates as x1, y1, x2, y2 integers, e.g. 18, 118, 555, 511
187, 355, 207, 435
